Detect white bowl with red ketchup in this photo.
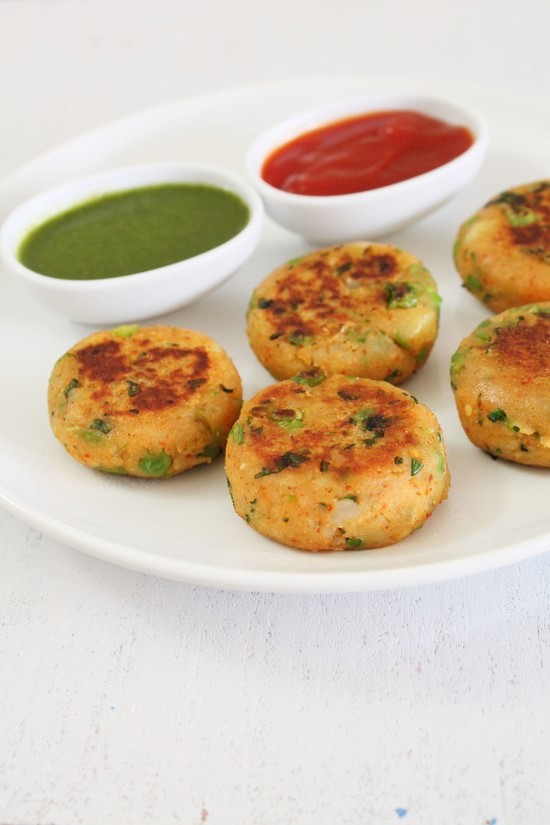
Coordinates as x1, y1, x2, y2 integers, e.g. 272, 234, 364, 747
246, 92, 488, 243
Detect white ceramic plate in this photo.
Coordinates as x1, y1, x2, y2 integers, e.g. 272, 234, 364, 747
0, 77, 548, 593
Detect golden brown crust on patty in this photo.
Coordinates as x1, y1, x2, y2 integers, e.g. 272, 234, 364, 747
450, 303, 550, 466
225, 373, 450, 551
454, 180, 550, 312
246, 243, 441, 384
48, 324, 242, 477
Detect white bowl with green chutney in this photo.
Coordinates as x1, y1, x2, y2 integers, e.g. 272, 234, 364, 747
0, 162, 264, 324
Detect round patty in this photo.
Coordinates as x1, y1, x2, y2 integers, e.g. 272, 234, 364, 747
450, 303, 550, 466
246, 242, 441, 384
454, 180, 550, 312
225, 372, 450, 551
48, 324, 243, 477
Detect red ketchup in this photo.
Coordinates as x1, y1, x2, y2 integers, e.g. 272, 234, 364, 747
261, 110, 474, 196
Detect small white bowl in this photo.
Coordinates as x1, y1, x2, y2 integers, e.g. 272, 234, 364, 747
0, 162, 264, 325
246, 92, 488, 244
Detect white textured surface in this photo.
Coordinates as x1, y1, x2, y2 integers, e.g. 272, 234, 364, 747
3, 511, 550, 823
1, 1, 550, 822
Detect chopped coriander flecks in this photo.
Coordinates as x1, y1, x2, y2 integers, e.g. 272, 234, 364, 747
394, 456, 403, 464
288, 330, 314, 346
230, 422, 244, 445
392, 332, 412, 350
411, 457, 423, 476
363, 414, 390, 435
475, 328, 493, 342
345, 537, 363, 548
127, 380, 140, 397
254, 451, 309, 478
267, 408, 304, 432
338, 388, 360, 401
198, 440, 221, 459
291, 369, 326, 387
219, 384, 234, 393
488, 190, 526, 209
275, 417, 304, 432
505, 208, 537, 227
90, 418, 112, 434
450, 348, 467, 374
352, 410, 390, 438
384, 282, 418, 309
385, 369, 401, 382
278, 451, 308, 468
425, 285, 443, 316
488, 408, 507, 422
63, 378, 81, 398
351, 407, 376, 426
464, 274, 483, 292
450, 348, 468, 386
320, 459, 330, 473
334, 261, 352, 276
254, 468, 275, 479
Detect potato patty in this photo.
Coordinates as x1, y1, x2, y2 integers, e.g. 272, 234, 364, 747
246, 243, 441, 384
450, 303, 550, 466
48, 324, 242, 477
454, 180, 550, 312
225, 372, 450, 551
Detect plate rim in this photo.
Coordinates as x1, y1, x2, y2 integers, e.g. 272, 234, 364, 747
0, 483, 546, 593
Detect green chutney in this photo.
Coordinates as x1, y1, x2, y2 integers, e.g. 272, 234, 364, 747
18, 183, 250, 280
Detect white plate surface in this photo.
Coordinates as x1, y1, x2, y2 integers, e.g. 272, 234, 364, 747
0, 77, 548, 593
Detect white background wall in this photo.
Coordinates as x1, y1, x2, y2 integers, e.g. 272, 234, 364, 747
0, 0, 548, 179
